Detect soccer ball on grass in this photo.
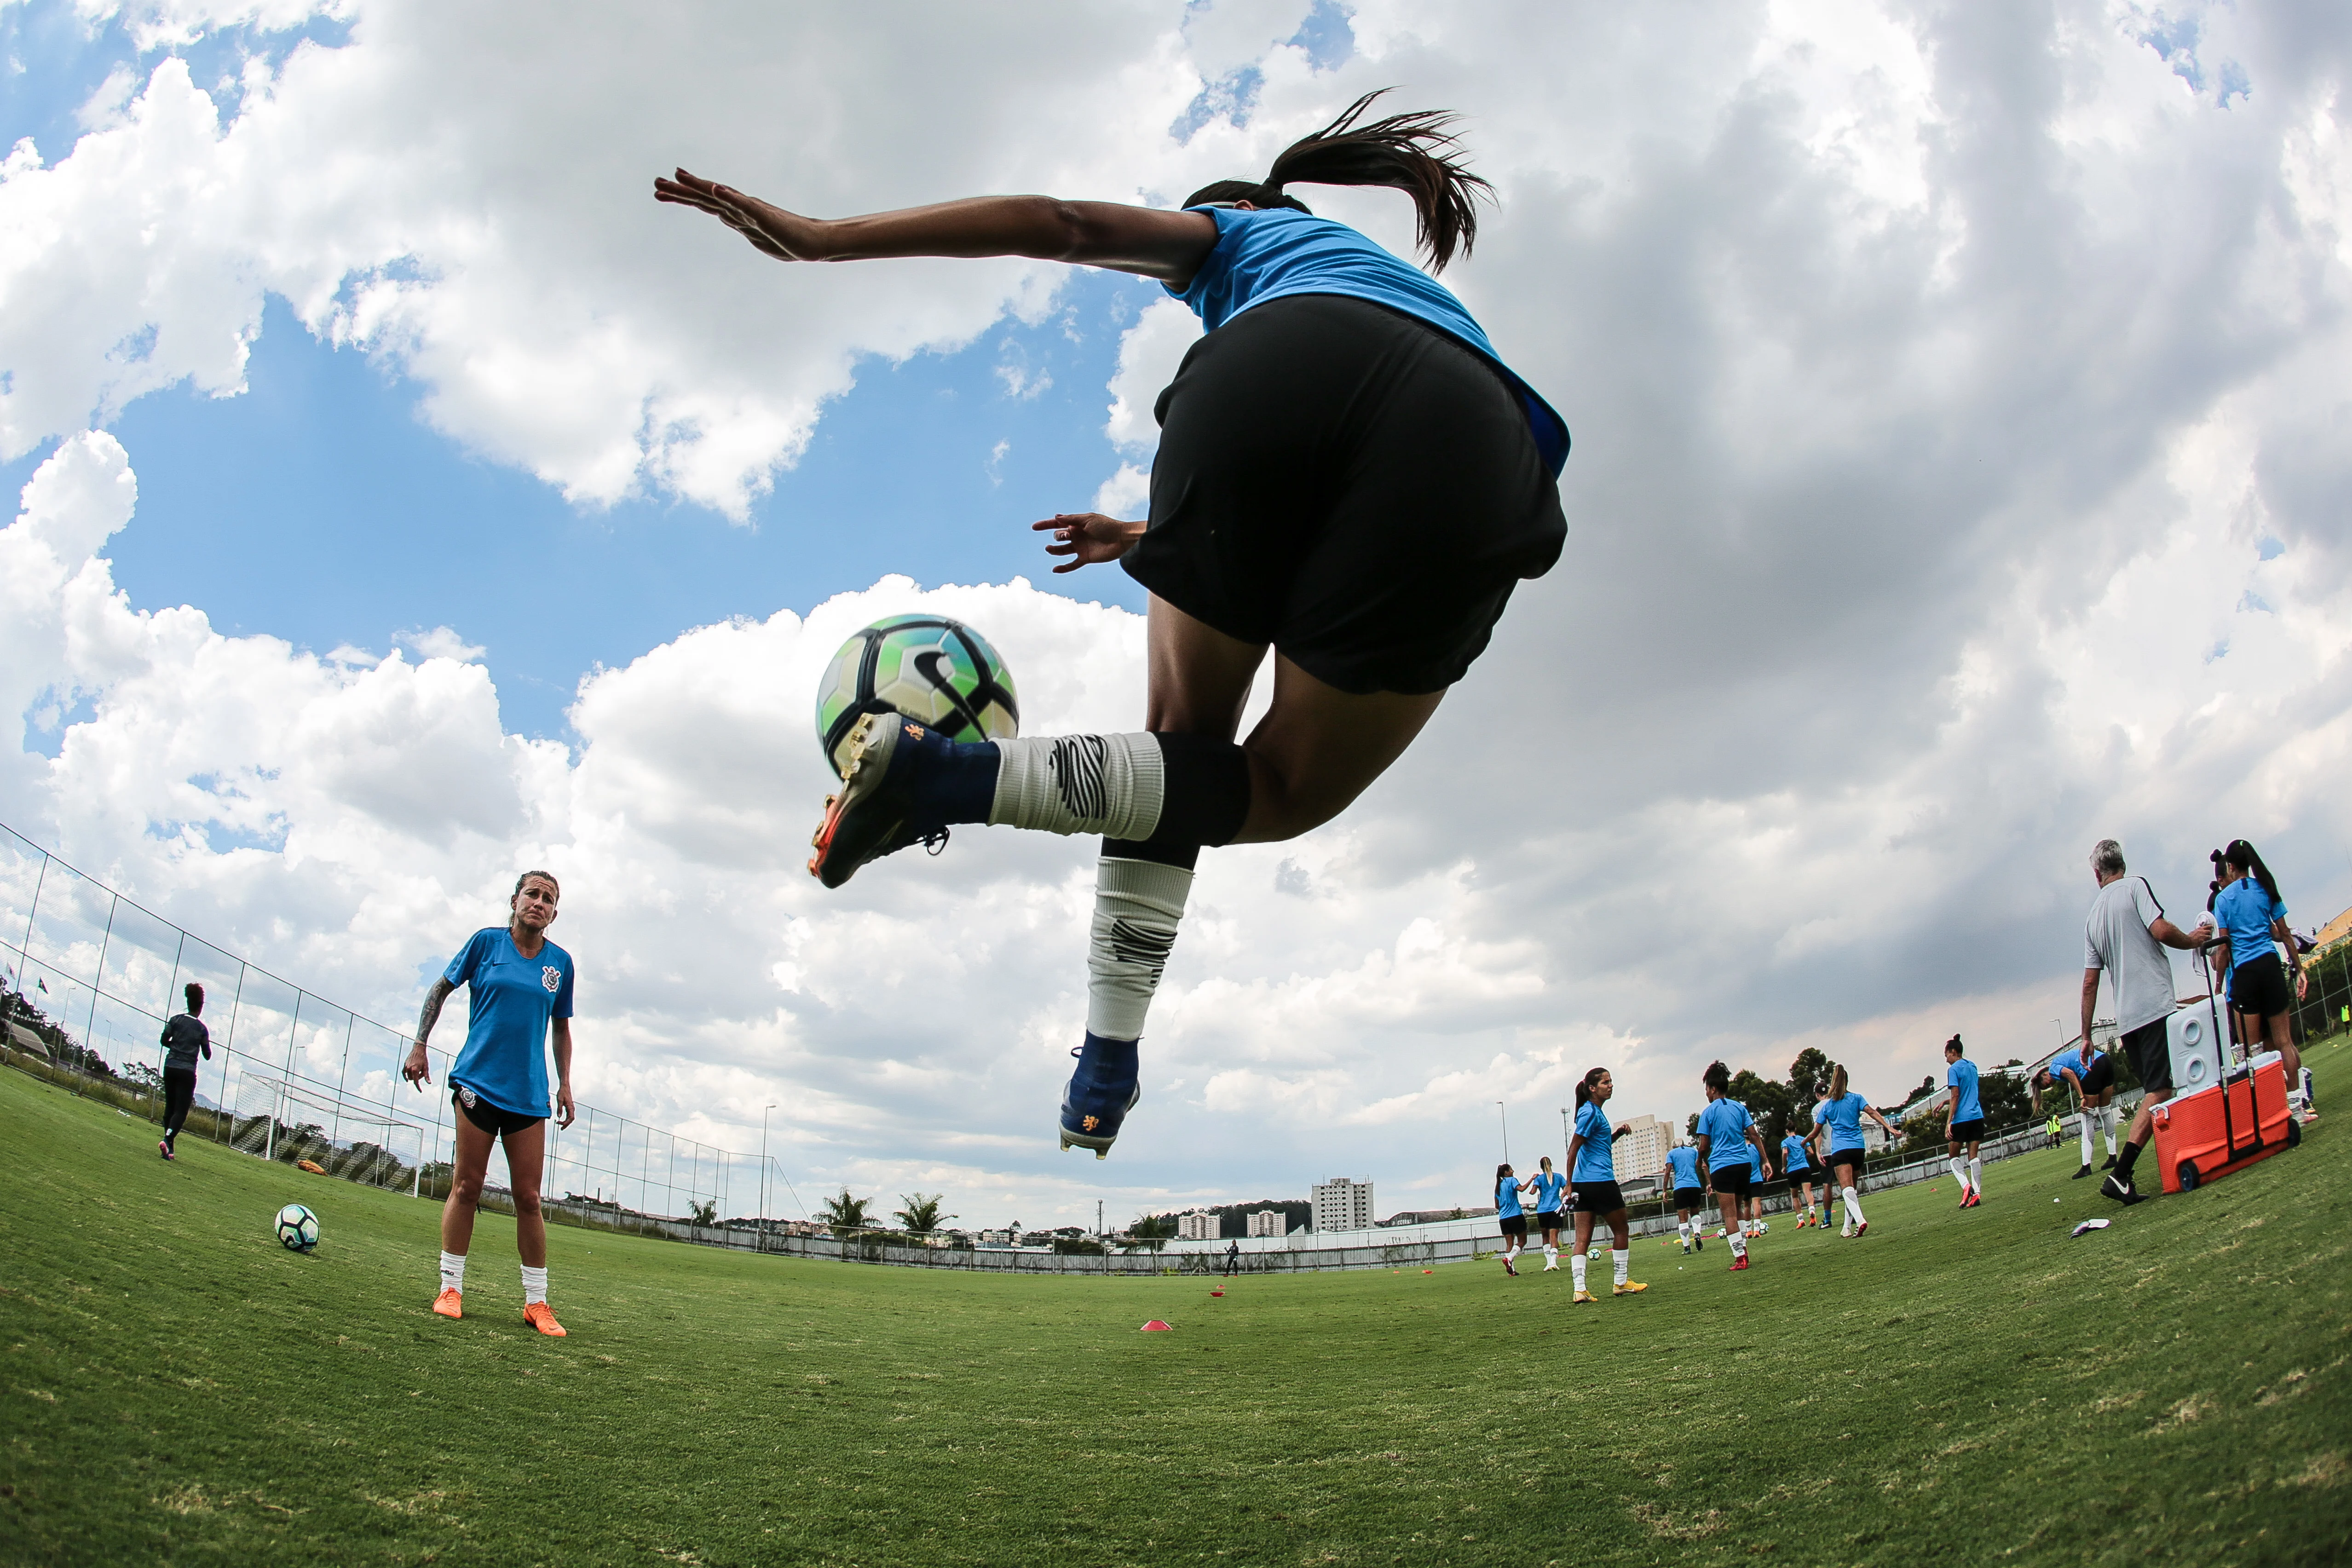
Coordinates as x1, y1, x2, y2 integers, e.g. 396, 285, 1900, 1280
275, 1202, 319, 1252
813, 615, 1019, 778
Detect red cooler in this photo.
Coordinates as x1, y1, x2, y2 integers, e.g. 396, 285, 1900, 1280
2148, 1052, 2298, 1195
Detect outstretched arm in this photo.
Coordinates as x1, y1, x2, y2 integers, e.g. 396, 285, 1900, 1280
654, 172, 1222, 284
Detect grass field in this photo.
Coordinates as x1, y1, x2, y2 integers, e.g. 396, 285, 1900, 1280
4, 1054, 2350, 1567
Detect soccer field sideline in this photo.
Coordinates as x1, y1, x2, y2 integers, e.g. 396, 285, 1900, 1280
3, 1048, 2349, 1566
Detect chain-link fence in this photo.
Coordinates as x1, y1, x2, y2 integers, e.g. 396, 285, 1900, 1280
0, 822, 803, 1230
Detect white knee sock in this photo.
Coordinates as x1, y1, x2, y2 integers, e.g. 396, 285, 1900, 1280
1676, 1219, 1690, 1244
2101, 1108, 2119, 1155
1570, 1252, 1587, 1291
1969, 1156, 1982, 1193
1842, 1185, 1864, 1225
1730, 1229, 1747, 1258
2078, 1112, 2094, 1165
520, 1264, 548, 1305
439, 1250, 466, 1292
1612, 1249, 1630, 1287
988, 734, 1164, 839
1086, 856, 1193, 1040
1949, 1155, 1969, 1189
1542, 1242, 1557, 1267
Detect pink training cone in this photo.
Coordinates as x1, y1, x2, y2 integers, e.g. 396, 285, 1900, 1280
1141, 1320, 1173, 1332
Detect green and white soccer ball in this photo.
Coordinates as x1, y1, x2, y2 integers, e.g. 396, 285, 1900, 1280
813, 614, 1020, 778
275, 1202, 319, 1252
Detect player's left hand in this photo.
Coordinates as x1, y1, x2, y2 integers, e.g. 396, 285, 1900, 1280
556, 1082, 576, 1130
654, 169, 825, 260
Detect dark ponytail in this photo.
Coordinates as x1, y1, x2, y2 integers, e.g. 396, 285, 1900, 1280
1574, 1066, 1608, 1109
1702, 1060, 1730, 1095
1183, 90, 1493, 272
2218, 840, 2282, 905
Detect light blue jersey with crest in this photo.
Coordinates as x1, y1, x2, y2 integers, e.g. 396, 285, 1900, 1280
444, 928, 574, 1118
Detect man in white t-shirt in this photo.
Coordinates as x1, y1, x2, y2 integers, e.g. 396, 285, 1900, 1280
2081, 839, 2213, 1206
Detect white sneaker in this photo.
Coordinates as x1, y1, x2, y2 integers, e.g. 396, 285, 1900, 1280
1541, 1260, 1559, 1272
1840, 1224, 1854, 1239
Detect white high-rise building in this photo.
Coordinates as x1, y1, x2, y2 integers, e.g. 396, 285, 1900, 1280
1619, 1114, 1672, 1187
1312, 1176, 1374, 1233
1176, 1210, 1220, 1241
1246, 1209, 1287, 1237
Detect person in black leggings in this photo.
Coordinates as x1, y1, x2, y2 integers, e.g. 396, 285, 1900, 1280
157, 982, 210, 1160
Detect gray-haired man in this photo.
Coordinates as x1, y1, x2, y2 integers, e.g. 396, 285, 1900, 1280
2081, 839, 2212, 1205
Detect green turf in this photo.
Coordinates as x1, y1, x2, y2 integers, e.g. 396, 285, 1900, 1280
3, 1052, 2350, 1567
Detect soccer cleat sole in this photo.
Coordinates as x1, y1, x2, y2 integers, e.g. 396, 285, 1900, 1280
1853, 1221, 1868, 1237
1057, 1084, 1141, 1160
806, 711, 907, 889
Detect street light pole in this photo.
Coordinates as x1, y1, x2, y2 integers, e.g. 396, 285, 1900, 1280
1560, 1106, 1571, 1171
759, 1103, 777, 1250
1497, 1100, 1509, 1164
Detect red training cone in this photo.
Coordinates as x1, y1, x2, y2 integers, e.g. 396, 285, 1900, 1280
1141, 1320, 1173, 1332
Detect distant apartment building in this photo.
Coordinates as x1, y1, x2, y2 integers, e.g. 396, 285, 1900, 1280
1619, 1113, 1671, 1186
1312, 1176, 1375, 1233
1176, 1210, 1220, 1241
1246, 1209, 1287, 1238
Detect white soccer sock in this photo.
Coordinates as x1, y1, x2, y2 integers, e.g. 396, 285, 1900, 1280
1676, 1220, 1690, 1244
520, 1264, 548, 1306
1570, 1252, 1587, 1291
1612, 1249, 1630, 1287
2078, 1112, 2094, 1165
2101, 1108, 2119, 1155
1950, 1155, 1971, 1190
988, 733, 1164, 839
1842, 1185, 1864, 1225
1085, 856, 1192, 1040
1969, 1156, 1982, 1193
1730, 1230, 1748, 1258
1504, 1241, 1520, 1262
438, 1250, 466, 1292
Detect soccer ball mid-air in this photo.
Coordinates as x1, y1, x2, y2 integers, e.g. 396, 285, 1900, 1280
275, 1203, 319, 1252
814, 615, 1019, 778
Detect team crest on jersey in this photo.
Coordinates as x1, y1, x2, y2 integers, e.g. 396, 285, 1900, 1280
542, 965, 561, 993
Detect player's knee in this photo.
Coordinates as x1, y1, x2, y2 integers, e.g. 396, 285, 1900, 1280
451, 1171, 485, 1206
511, 1188, 543, 1221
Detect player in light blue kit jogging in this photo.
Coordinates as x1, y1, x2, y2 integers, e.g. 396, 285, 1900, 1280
404, 870, 577, 1336
1694, 1062, 1765, 1271
1810, 1063, 1899, 1237
1944, 1035, 1987, 1207
1563, 1068, 1647, 1302
1494, 1164, 1529, 1276
1663, 1141, 1706, 1254
1528, 1155, 1569, 1273
1780, 1128, 1820, 1228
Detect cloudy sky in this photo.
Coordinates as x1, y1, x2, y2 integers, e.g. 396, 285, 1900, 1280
3, 0, 2348, 1227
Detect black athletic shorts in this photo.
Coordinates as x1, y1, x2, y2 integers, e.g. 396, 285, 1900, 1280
1130, 294, 1568, 696
1533, 1208, 1565, 1232
2121, 1015, 2171, 1098
2231, 952, 2290, 1018
2081, 1055, 2116, 1095
1711, 1165, 1751, 1199
454, 1084, 544, 1138
1827, 1150, 1866, 1183
1573, 1181, 1626, 1215
1948, 1118, 1986, 1145
1499, 1213, 1528, 1237
1783, 1165, 1815, 1189
1673, 1186, 1706, 1212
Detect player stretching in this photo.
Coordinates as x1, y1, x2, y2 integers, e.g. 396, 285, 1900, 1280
1780, 1126, 1820, 1228
403, 871, 576, 1337
657, 95, 1567, 1159
1695, 1062, 1765, 1271
1494, 1164, 1531, 1276
1563, 1069, 1646, 1301
1664, 1141, 1706, 1254
1944, 1035, 1987, 1207
1812, 1064, 1899, 1238
2033, 1038, 2117, 1179
1529, 1155, 1568, 1272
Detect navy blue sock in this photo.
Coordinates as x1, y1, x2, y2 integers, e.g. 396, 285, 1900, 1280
903, 736, 1001, 826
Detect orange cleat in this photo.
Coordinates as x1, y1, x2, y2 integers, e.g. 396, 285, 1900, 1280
431, 1287, 463, 1320
523, 1300, 568, 1337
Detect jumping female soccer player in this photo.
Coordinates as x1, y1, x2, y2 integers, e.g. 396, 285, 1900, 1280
1779, 1125, 1819, 1227
1563, 1068, 1646, 1301
1494, 1162, 1530, 1276
1811, 1064, 1899, 1237
1529, 1154, 1568, 1272
1663, 1140, 1706, 1253
656, 94, 1567, 1160
1944, 1034, 1986, 1207
1694, 1062, 1765, 1270
2033, 1037, 2118, 1178
156, 982, 209, 1160
2210, 841, 2312, 1123
404, 871, 577, 1336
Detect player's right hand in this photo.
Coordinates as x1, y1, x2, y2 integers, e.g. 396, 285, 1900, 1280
401, 1044, 431, 1089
